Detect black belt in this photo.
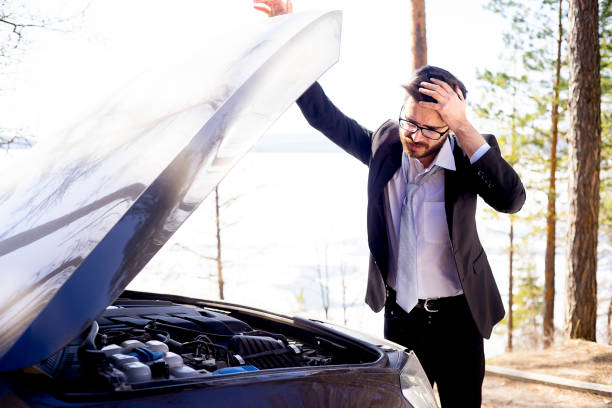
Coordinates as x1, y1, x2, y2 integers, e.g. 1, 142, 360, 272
386, 286, 465, 313
415, 295, 465, 312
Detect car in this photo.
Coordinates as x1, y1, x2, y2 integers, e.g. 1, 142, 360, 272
0, 10, 438, 408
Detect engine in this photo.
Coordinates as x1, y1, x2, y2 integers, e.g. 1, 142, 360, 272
38, 298, 338, 391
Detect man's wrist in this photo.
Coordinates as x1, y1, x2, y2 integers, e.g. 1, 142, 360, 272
451, 120, 486, 158
469, 143, 491, 164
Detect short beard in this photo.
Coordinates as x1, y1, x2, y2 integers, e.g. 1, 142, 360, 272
407, 135, 446, 161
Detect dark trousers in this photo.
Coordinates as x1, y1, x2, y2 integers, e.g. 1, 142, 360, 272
384, 293, 485, 408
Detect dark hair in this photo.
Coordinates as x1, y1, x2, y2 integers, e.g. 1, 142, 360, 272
402, 65, 468, 103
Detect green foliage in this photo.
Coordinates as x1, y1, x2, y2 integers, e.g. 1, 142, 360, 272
512, 261, 544, 349
494, 235, 544, 350
478, 0, 570, 349
476, 0, 568, 222
483, 0, 611, 347
513, 265, 543, 328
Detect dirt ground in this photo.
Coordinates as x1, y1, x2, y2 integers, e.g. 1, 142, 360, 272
482, 376, 611, 407
481, 339, 612, 408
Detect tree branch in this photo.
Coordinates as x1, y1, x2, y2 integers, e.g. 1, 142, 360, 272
0, 134, 32, 150
0, 17, 47, 41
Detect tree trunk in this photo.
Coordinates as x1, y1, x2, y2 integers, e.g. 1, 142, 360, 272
608, 296, 612, 344
566, 0, 601, 341
323, 247, 329, 319
215, 186, 224, 300
317, 264, 329, 320
411, 0, 427, 71
508, 216, 514, 352
543, 0, 563, 348
341, 264, 348, 326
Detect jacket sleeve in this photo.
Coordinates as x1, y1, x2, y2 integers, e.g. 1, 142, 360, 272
470, 134, 526, 214
296, 82, 373, 166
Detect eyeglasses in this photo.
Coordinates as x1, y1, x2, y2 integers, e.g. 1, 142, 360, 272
398, 106, 449, 140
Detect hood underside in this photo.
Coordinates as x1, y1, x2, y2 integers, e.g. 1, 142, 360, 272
0, 10, 342, 372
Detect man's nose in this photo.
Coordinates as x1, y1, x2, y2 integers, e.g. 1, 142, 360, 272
409, 128, 426, 143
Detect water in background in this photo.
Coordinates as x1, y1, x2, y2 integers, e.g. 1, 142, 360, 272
128, 132, 566, 357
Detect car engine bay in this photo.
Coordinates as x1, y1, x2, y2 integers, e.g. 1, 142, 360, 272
35, 296, 380, 393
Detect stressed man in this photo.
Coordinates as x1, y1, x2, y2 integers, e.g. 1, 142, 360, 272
256, 2, 526, 406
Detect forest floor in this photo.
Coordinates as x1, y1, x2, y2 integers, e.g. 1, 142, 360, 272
481, 339, 612, 407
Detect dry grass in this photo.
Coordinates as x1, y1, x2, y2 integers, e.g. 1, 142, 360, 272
483, 376, 612, 408
487, 339, 612, 386
482, 340, 612, 408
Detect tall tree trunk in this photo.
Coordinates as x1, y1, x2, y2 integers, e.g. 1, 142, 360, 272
543, 0, 564, 348
508, 215, 514, 352
341, 264, 348, 326
411, 0, 427, 70
507, 76, 519, 353
608, 296, 612, 344
317, 264, 329, 320
215, 186, 224, 300
566, 0, 601, 340
323, 247, 329, 319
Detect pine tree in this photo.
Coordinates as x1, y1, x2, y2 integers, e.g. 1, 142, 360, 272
481, 0, 570, 348
566, 0, 601, 341
597, 0, 612, 344
475, 68, 528, 351
410, 0, 426, 70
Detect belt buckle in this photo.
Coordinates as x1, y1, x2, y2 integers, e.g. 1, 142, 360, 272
424, 298, 439, 313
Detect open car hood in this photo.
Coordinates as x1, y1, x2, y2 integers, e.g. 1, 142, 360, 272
0, 10, 342, 372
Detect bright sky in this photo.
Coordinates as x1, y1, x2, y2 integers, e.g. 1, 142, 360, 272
1, 0, 508, 143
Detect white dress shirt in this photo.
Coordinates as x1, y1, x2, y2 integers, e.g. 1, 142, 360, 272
384, 136, 490, 299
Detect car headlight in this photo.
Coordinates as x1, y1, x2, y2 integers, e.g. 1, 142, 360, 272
400, 351, 439, 408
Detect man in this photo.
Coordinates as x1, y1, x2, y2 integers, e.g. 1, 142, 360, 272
256, 2, 525, 407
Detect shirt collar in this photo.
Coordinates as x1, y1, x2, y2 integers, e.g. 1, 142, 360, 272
433, 135, 456, 171
401, 135, 456, 181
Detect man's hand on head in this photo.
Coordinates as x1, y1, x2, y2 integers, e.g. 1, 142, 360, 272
417, 78, 486, 159
417, 78, 468, 131
253, 0, 293, 17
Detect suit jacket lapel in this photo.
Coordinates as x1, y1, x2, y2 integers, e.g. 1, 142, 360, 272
367, 132, 402, 275
444, 163, 458, 241
369, 146, 402, 198
444, 135, 469, 242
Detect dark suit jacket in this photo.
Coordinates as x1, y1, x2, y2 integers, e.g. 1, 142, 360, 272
296, 82, 526, 339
